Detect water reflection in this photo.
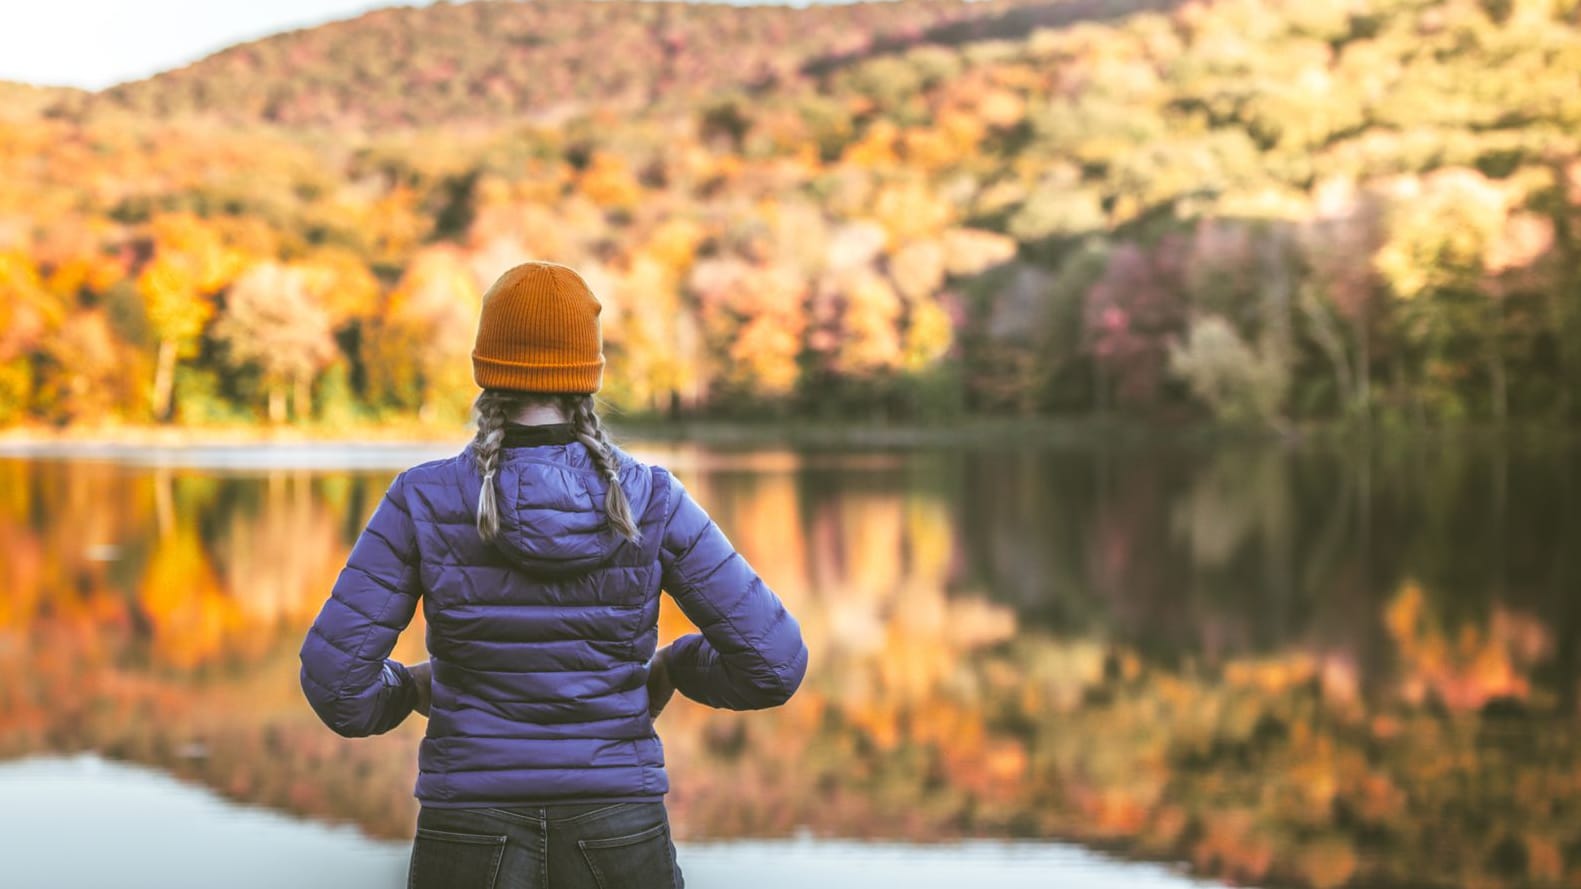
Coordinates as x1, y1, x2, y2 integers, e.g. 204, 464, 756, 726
0, 438, 1578, 888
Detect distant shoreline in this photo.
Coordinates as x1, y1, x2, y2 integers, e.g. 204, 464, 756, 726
1, 418, 1576, 452
0, 423, 466, 449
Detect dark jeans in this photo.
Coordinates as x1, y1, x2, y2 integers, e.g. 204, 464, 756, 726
407, 801, 684, 889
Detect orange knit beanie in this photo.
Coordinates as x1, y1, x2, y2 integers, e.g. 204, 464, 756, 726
472, 261, 605, 394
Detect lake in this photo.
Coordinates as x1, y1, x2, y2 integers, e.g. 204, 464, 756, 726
1, 433, 1577, 888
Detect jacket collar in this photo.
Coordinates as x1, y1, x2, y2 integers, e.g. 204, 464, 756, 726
501, 422, 578, 448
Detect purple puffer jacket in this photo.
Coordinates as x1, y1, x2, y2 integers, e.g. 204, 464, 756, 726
298, 427, 809, 807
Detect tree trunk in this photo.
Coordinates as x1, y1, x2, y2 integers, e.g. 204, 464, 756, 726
1550, 287, 1577, 421
1299, 287, 1352, 416
1093, 359, 1108, 417
1354, 313, 1371, 422
268, 385, 287, 424
151, 338, 178, 423
1488, 303, 1508, 427
293, 371, 312, 423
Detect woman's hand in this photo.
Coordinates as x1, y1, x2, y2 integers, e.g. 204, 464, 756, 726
408, 660, 433, 718
647, 646, 676, 720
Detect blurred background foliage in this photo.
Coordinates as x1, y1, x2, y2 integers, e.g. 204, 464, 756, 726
1, 0, 1579, 430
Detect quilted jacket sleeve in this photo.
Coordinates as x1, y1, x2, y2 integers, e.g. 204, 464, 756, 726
658, 475, 809, 710
299, 471, 422, 737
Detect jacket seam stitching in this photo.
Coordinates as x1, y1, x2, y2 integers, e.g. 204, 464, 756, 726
384, 485, 413, 519
365, 523, 417, 568
306, 623, 361, 659
344, 562, 409, 599
340, 574, 408, 696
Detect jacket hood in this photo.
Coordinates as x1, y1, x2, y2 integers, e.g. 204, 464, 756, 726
477, 444, 656, 576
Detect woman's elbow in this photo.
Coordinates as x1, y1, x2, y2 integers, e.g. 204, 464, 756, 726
778, 640, 810, 703
747, 637, 809, 709
300, 666, 365, 737
320, 712, 374, 739
299, 659, 412, 738
304, 684, 389, 738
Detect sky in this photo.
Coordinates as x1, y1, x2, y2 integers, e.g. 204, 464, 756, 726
0, 1, 444, 90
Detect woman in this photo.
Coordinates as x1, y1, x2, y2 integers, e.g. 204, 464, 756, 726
299, 260, 809, 889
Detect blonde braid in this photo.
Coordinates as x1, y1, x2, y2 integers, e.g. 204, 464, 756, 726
561, 394, 641, 544
470, 390, 516, 543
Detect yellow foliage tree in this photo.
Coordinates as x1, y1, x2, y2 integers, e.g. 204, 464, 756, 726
137, 214, 246, 421
0, 251, 63, 420
368, 246, 482, 422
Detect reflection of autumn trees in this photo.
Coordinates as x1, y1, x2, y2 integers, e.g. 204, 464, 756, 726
0, 459, 430, 836
2, 447, 1581, 887
1385, 582, 1551, 712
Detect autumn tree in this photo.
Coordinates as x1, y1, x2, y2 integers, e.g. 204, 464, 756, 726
136, 214, 243, 422
690, 256, 808, 404
0, 252, 62, 422
363, 247, 481, 423
1083, 240, 1188, 410
214, 263, 337, 423
1373, 170, 1516, 423
1169, 316, 1289, 424
1298, 179, 1387, 418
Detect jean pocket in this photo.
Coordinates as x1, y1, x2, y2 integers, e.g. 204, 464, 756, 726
578, 823, 679, 889
407, 827, 507, 889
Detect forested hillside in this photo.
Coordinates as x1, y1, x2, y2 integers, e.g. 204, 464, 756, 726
58, 0, 1095, 129
3, 0, 1580, 428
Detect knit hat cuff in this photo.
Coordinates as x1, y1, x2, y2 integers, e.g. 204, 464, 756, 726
472, 352, 605, 394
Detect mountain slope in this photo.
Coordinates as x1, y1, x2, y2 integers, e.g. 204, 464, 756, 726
0, 81, 83, 121
57, 0, 1065, 129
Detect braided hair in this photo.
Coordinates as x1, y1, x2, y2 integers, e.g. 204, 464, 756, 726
470, 390, 640, 545
559, 393, 640, 544
470, 390, 515, 544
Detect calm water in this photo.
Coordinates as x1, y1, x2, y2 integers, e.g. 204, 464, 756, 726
1, 756, 1217, 889
2, 435, 1579, 888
